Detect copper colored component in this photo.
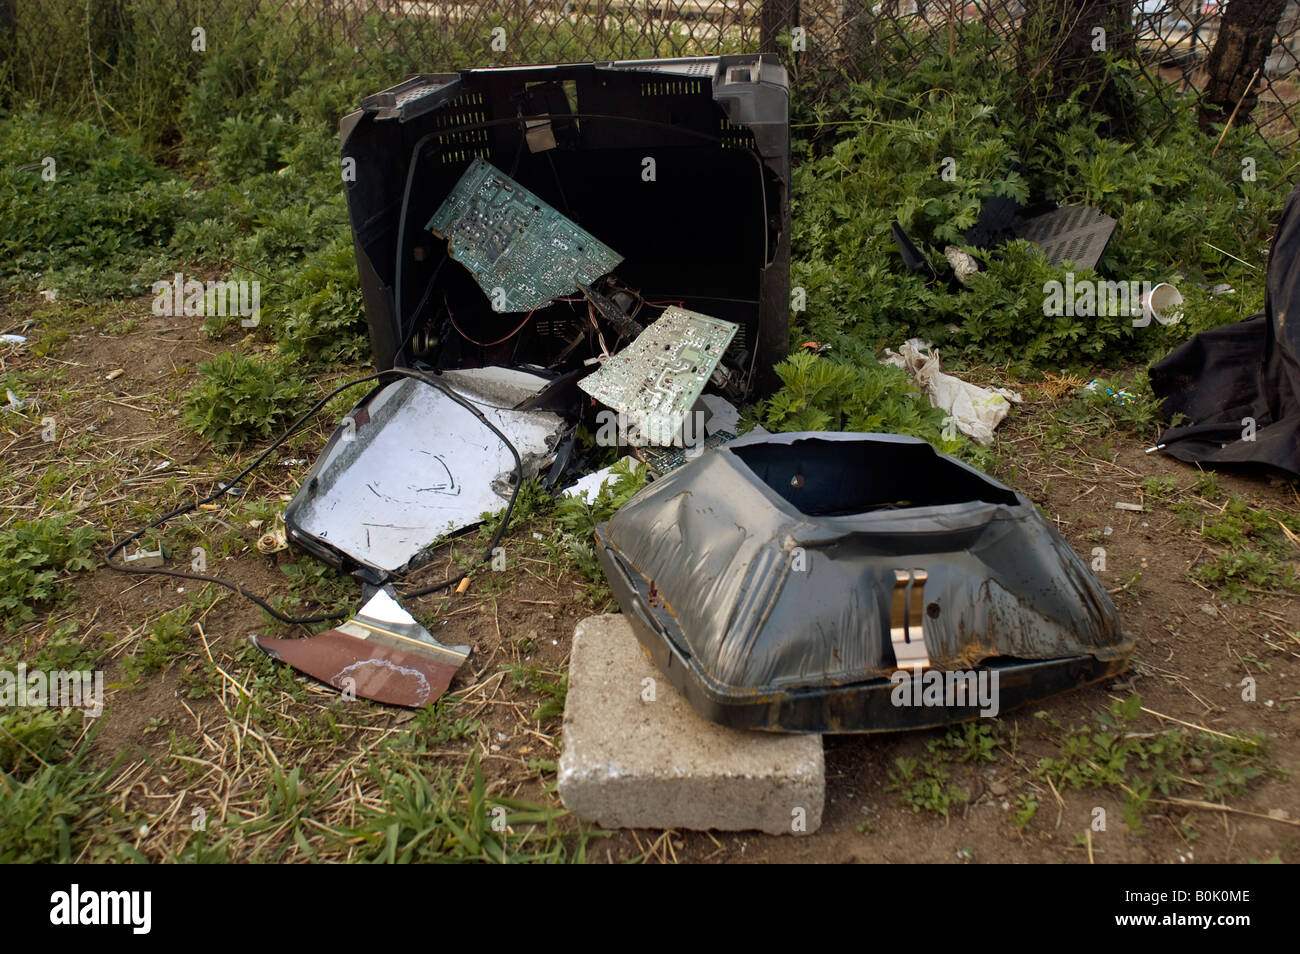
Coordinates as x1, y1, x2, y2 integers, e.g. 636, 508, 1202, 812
251, 590, 469, 708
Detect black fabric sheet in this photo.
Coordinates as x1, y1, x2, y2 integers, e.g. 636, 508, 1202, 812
1150, 180, 1300, 476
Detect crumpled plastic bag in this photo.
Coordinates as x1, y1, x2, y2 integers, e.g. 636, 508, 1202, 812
881, 339, 1021, 445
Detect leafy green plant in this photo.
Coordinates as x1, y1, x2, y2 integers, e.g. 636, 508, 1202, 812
1057, 372, 1163, 436
1142, 475, 1180, 499
125, 605, 194, 678
1177, 496, 1300, 601
943, 721, 999, 764
343, 752, 585, 863
555, 457, 648, 585
182, 351, 310, 448
277, 238, 368, 366
408, 698, 479, 748
1010, 793, 1038, 831
0, 705, 120, 863
0, 516, 101, 631
0, 746, 116, 863
1196, 549, 1298, 601
761, 349, 954, 448
886, 748, 969, 820
785, 40, 1281, 415
505, 665, 568, 723
1034, 694, 1277, 831
0, 114, 199, 297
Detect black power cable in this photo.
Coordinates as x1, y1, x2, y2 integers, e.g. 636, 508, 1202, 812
105, 367, 524, 626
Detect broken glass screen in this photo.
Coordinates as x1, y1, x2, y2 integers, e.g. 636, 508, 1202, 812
285, 368, 565, 578
426, 158, 623, 313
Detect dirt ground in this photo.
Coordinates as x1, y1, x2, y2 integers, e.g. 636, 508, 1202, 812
3, 292, 1298, 863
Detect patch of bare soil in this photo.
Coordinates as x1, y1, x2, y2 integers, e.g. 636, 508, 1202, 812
4, 293, 1297, 863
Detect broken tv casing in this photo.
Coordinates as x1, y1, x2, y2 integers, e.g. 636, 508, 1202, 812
284, 56, 790, 581
338, 56, 790, 394
594, 431, 1132, 733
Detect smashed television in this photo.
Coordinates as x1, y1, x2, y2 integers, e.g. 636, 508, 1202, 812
284, 56, 791, 579
594, 431, 1132, 732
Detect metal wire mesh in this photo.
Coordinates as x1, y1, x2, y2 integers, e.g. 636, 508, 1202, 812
3, 0, 1298, 152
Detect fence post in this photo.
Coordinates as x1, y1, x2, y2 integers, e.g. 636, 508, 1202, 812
1199, 0, 1289, 132
760, 0, 801, 55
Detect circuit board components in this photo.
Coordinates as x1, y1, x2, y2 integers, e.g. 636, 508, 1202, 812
427, 158, 623, 313
578, 306, 738, 445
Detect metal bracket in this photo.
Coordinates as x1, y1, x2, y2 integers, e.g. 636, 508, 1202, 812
525, 116, 557, 153
124, 547, 164, 569
890, 569, 930, 670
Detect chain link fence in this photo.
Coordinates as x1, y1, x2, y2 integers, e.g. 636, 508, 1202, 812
2, 0, 1298, 151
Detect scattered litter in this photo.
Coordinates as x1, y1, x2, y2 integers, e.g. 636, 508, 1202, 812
1083, 380, 1138, 404
882, 339, 1021, 445
0, 334, 26, 344
1137, 282, 1183, 325
891, 220, 939, 282
256, 528, 288, 554
251, 589, 469, 708
1114, 501, 1144, 511
1014, 204, 1116, 270
1199, 603, 1218, 617
943, 246, 980, 284
894, 202, 1117, 280
4, 389, 24, 411
123, 548, 164, 568
105, 368, 124, 381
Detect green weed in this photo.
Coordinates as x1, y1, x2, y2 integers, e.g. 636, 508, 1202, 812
0, 516, 101, 631
182, 351, 310, 448
1034, 694, 1277, 832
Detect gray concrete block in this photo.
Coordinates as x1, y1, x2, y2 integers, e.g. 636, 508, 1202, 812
558, 614, 824, 835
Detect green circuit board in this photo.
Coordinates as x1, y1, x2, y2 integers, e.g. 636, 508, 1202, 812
426, 158, 622, 313
579, 306, 738, 446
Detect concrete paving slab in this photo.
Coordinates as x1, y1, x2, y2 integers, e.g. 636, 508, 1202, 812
557, 614, 824, 835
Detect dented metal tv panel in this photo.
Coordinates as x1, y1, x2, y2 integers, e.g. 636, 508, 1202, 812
595, 432, 1132, 733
